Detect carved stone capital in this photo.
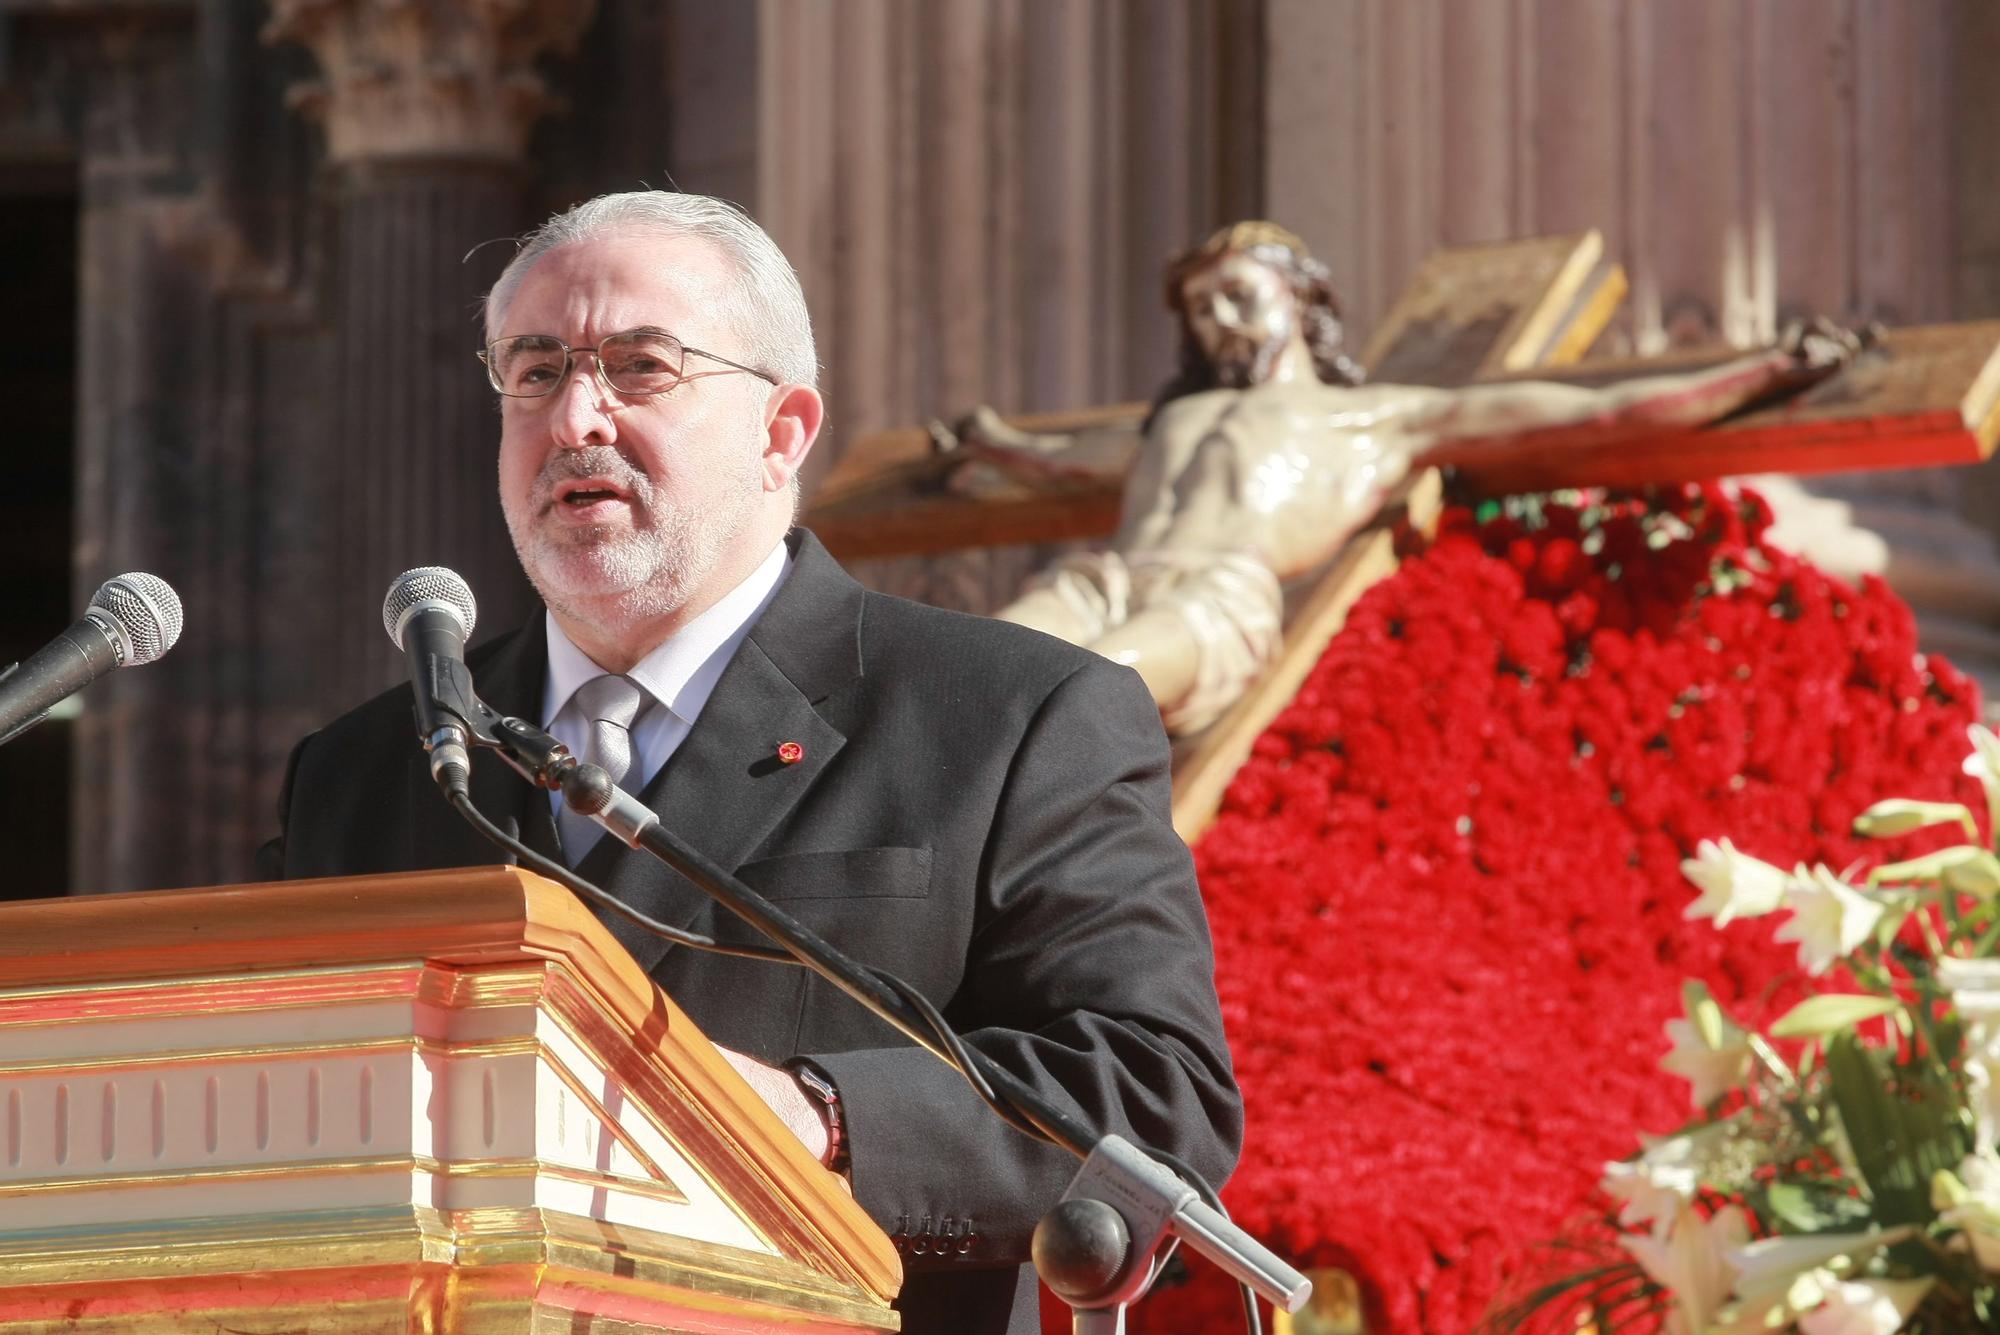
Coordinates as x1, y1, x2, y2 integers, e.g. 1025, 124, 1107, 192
264, 0, 594, 164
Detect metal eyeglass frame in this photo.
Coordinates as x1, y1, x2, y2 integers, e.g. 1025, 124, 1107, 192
479, 326, 779, 398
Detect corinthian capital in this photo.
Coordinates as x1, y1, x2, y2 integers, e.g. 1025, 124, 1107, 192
264, 0, 596, 164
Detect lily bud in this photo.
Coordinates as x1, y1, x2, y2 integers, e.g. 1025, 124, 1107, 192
1870, 845, 2000, 898
1853, 799, 1977, 841
1934, 1168, 1970, 1212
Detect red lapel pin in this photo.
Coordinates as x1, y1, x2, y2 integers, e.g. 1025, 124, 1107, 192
777, 741, 804, 765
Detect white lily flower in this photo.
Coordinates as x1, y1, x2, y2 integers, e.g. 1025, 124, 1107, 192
1710, 1289, 1802, 1335
1962, 1147, 2000, 1203
1963, 723, 2000, 829
1605, 1117, 1757, 1235
1939, 958, 2000, 1152
1602, 1156, 1696, 1234
1968, 1060, 2000, 1158
1797, 1275, 1933, 1335
1773, 864, 1884, 976
1602, 1118, 1753, 1234
1659, 984, 1754, 1109
1935, 956, 2000, 996
1620, 1204, 1747, 1335
1726, 1229, 1906, 1304
1682, 838, 1789, 927
1940, 1152, 2000, 1271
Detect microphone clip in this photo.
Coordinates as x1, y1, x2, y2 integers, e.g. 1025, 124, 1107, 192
425, 700, 579, 800
411, 650, 574, 795
471, 705, 653, 849
490, 714, 579, 792
434, 688, 578, 793
416, 655, 502, 796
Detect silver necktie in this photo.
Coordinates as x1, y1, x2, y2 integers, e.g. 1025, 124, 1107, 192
558, 674, 650, 863
573, 673, 647, 787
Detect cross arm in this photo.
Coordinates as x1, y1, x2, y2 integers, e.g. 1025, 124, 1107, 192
1431, 321, 2000, 496
1407, 345, 1809, 455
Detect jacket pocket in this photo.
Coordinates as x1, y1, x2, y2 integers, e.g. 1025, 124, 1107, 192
735, 846, 935, 901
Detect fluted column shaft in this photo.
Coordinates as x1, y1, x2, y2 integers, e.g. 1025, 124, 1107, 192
266, 0, 592, 704
323, 160, 533, 704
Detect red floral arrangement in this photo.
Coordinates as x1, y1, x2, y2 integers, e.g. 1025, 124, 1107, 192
1130, 483, 1983, 1333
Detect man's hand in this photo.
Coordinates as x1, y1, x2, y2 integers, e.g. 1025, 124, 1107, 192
715, 1046, 833, 1166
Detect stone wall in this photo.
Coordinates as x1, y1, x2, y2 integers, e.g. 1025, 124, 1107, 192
0, 1, 1989, 893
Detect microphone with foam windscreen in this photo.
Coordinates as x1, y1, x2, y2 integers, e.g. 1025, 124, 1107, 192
0, 573, 185, 747
381, 566, 484, 796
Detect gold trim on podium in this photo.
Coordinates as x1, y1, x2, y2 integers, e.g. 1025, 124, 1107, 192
0, 868, 902, 1332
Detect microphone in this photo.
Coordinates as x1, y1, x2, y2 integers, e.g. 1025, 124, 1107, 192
382, 567, 480, 795
0, 573, 184, 747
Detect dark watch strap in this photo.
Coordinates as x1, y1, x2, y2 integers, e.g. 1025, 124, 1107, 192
783, 1057, 850, 1175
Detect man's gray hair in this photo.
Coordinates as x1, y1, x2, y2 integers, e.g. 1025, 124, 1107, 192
484, 191, 819, 389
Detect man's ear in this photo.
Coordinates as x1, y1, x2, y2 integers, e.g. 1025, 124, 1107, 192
761, 383, 824, 494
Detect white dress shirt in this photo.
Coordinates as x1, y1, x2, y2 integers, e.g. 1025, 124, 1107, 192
542, 541, 792, 860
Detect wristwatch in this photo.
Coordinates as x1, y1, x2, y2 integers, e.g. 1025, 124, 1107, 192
783, 1057, 850, 1175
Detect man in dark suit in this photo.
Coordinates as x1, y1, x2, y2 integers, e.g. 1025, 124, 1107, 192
264, 191, 1241, 1335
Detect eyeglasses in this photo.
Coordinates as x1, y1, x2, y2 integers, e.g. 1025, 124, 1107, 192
479, 327, 778, 398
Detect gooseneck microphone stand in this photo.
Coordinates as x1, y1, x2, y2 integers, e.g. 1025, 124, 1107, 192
440, 706, 1309, 1334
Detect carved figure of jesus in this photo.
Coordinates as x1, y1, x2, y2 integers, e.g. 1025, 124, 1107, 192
942, 221, 1856, 734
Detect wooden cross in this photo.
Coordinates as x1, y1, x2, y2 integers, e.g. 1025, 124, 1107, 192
804, 232, 2000, 837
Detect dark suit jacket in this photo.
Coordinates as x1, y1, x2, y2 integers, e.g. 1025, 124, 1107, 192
263, 530, 1242, 1335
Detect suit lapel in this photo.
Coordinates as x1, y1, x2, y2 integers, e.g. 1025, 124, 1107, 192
407, 614, 558, 870
583, 531, 866, 973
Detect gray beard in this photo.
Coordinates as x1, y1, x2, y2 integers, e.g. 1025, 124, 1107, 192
504, 445, 761, 629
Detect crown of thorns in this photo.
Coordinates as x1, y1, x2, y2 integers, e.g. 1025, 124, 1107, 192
1163, 220, 1333, 311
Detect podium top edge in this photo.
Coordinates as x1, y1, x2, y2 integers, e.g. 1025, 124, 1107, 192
0, 866, 625, 993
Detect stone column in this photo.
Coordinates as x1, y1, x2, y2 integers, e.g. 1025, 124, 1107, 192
744, 0, 1261, 615
44, 11, 216, 898
265, 0, 593, 707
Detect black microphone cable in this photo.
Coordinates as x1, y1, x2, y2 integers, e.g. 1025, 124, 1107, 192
443, 788, 798, 966
379, 565, 1229, 1242
442, 749, 1256, 1332
440, 780, 1042, 1137
375, 564, 1251, 1311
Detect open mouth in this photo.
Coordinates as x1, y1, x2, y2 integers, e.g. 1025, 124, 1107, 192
554, 477, 630, 510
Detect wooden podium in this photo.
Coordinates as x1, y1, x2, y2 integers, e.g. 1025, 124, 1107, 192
0, 868, 902, 1332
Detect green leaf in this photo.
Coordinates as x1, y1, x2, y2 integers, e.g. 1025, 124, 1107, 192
1761, 1182, 1816, 1230
1824, 1032, 1971, 1228
1932, 1011, 1966, 1067
1475, 1260, 1662, 1335
1756, 1179, 1874, 1233
1771, 993, 1903, 1039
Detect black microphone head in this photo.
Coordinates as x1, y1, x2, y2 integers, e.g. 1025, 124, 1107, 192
383, 567, 477, 650
88, 573, 183, 666
563, 762, 616, 817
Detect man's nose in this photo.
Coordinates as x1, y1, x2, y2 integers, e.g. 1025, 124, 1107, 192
550, 356, 620, 449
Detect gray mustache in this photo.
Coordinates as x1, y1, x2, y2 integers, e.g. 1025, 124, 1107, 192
532, 450, 650, 505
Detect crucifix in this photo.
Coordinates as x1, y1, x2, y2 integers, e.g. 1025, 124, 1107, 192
805, 228, 2000, 838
